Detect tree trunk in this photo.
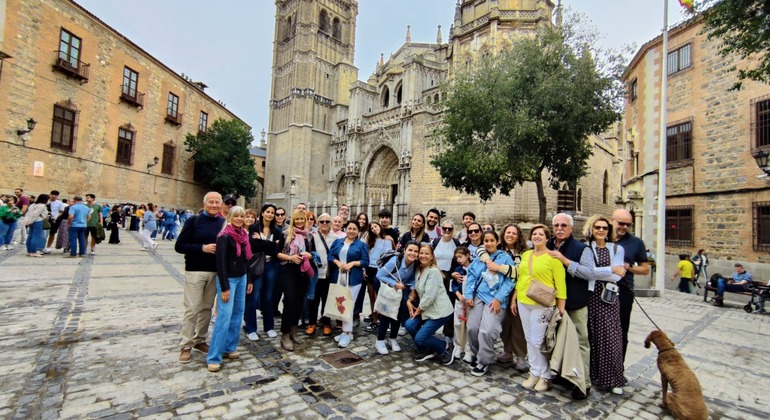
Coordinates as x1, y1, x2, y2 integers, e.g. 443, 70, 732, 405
533, 170, 547, 224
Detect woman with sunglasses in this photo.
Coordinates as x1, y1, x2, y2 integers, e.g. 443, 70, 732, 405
277, 210, 315, 351
584, 215, 627, 395
432, 220, 460, 342
305, 211, 317, 234
462, 222, 483, 258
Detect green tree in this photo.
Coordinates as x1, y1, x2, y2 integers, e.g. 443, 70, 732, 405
431, 24, 624, 223
697, 0, 770, 90
185, 118, 258, 199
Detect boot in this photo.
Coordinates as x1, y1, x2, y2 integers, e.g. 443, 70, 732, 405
281, 333, 294, 351
290, 326, 303, 344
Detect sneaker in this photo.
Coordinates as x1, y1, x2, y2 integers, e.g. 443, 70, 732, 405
334, 334, 342, 343
364, 322, 379, 333
522, 373, 539, 389
322, 326, 332, 336
247, 332, 259, 341
338, 333, 353, 348
413, 350, 434, 362
224, 352, 240, 360
89, 250, 95, 255
534, 378, 552, 392
463, 353, 476, 365
441, 343, 456, 365
375, 340, 389, 355
611, 387, 623, 395
266, 330, 278, 338
388, 338, 401, 352
193, 342, 209, 354
452, 347, 463, 360
471, 363, 488, 376
41, 248, 52, 254
514, 357, 530, 372
398, 326, 407, 336
179, 347, 192, 364
363, 315, 373, 323
207, 364, 221, 372
497, 352, 513, 363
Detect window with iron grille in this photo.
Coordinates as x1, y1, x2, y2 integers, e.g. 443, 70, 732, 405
753, 202, 770, 251
58, 29, 81, 68
752, 96, 770, 150
51, 104, 78, 151
667, 43, 691, 75
199, 111, 208, 132
122, 67, 139, 99
629, 78, 638, 102
167, 93, 179, 118
557, 187, 576, 213
666, 120, 692, 164
162, 143, 175, 175
116, 127, 134, 165
665, 206, 693, 246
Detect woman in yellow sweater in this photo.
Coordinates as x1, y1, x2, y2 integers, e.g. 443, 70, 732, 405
511, 224, 566, 392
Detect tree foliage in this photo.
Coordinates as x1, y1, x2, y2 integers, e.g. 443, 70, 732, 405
184, 118, 258, 199
431, 22, 624, 222
697, 0, 770, 90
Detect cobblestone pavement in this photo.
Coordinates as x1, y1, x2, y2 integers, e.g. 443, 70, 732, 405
1, 232, 769, 419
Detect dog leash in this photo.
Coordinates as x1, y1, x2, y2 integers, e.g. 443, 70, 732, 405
630, 289, 663, 331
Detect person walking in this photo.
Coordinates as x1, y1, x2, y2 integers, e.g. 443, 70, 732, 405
108, 205, 121, 244
140, 203, 159, 251
65, 196, 90, 258
83, 194, 102, 255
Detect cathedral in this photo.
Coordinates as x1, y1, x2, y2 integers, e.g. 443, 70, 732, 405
264, 0, 623, 227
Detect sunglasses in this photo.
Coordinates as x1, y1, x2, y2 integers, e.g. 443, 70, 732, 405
468, 229, 481, 234
593, 225, 609, 231
318, 220, 331, 224
443, 227, 454, 231
553, 223, 569, 228
616, 221, 632, 227
225, 201, 235, 206
276, 213, 286, 216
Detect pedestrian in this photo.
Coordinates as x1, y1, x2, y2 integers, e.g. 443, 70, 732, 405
307, 213, 338, 336
375, 241, 419, 354
206, 206, 251, 372
24, 194, 49, 257
55, 198, 71, 252
245, 204, 283, 341
328, 221, 370, 348
65, 196, 90, 258
0, 195, 22, 250
44, 190, 66, 252
672, 254, 694, 293
108, 205, 121, 244
277, 209, 314, 351
83, 194, 102, 255
12, 188, 29, 245
140, 203, 159, 251
175, 192, 225, 364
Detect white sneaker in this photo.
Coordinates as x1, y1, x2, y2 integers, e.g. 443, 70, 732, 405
388, 338, 401, 352
463, 353, 475, 364
453, 348, 463, 359
247, 332, 259, 341
89, 250, 95, 255
398, 326, 407, 336
611, 387, 623, 395
375, 340, 389, 355
338, 333, 353, 348
5, 245, 13, 250
334, 333, 342, 342
266, 330, 277, 338
42, 248, 52, 254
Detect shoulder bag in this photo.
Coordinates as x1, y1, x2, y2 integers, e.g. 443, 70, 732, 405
324, 271, 354, 323
525, 252, 556, 307
374, 262, 403, 320
248, 252, 266, 278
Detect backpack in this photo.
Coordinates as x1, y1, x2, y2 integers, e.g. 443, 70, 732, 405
689, 259, 699, 276
431, 237, 460, 249
377, 249, 401, 269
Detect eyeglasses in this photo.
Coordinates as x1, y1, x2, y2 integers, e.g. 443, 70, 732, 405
468, 229, 481, 234
593, 225, 609, 231
553, 223, 569, 228
225, 201, 235, 206
318, 220, 331, 224
309, 218, 315, 221
276, 213, 286, 217
616, 221, 632, 227
443, 227, 454, 231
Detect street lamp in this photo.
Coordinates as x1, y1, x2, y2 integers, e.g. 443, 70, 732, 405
17, 118, 37, 136
754, 150, 770, 176
147, 156, 160, 172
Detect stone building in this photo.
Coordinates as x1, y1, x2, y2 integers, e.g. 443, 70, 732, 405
265, 0, 623, 229
0, 0, 245, 209
622, 16, 770, 274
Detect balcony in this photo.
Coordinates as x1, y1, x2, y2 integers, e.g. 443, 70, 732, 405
119, 86, 145, 109
165, 111, 183, 127
52, 51, 90, 83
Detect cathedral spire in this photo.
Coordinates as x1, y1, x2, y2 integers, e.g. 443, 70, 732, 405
405, 25, 411, 43
437, 25, 442, 45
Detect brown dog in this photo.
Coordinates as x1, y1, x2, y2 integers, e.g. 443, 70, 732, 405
644, 330, 708, 420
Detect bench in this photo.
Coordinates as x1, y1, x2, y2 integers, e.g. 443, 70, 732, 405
704, 279, 768, 312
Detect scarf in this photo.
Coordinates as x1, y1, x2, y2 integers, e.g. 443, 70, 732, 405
290, 227, 307, 256
218, 224, 252, 260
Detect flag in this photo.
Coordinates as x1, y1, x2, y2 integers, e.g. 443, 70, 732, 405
678, 0, 694, 10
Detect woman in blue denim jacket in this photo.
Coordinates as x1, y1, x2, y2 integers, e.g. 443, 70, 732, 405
463, 230, 515, 377
375, 241, 420, 354
328, 221, 370, 348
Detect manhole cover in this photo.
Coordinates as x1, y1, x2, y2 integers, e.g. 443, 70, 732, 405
320, 350, 366, 369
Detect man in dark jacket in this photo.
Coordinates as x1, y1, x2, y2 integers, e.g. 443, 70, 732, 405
175, 192, 224, 364
547, 213, 595, 399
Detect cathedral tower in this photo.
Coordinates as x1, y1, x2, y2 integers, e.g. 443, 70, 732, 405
265, 0, 359, 208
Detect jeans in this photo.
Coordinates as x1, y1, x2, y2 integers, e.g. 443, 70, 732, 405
259, 260, 279, 332
207, 274, 247, 365
717, 278, 750, 296
405, 314, 452, 355
0, 220, 15, 245
243, 273, 262, 334
69, 226, 87, 256
26, 220, 44, 253
163, 223, 176, 240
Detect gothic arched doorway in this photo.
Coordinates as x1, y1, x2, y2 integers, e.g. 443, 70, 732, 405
364, 147, 399, 209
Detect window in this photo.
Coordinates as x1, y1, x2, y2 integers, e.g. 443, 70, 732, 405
116, 127, 135, 165
754, 202, 770, 251
319, 10, 330, 33
382, 86, 390, 108
122, 67, 139, 99
666, 120, 692, 164
557, 186, 576, 213
51, 104, 78, 151
667, 43, 691, 75
167, 93, 179, 117
752, 96, 770, 150
162, 142, 175, 175
332, 18, 341, 40
58, 29, 81, 68
199, 111, 208, 132
629, 78, 638, 102
665, 206, 693, 246
396, 84, 403, 105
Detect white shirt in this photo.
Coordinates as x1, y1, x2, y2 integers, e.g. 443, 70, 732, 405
434, 238, 457, 271
49, 199, 66, 219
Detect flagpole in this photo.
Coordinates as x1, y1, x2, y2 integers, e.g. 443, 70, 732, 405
655, 0, 669, 294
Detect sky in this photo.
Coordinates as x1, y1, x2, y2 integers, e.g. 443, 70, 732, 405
74, 0, 693, 139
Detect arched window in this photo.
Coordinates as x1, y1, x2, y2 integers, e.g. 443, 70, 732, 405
382, 86, 390, 108
319, 10, 330, 33
284, 16, 293, 40
395, 83, 403, 105
332, 18, 341, 40
434, 93, 439, 103
602, 171, 609, 204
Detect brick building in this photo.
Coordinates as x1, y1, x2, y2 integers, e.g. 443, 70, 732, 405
622, 16, 770, 275
264, 0, 623, 229
0, 0, 245, 208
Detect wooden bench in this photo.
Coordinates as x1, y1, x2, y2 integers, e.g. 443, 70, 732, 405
704, 279, 768, 312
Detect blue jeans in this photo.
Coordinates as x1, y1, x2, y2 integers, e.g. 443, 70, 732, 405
404, 314, 453, 355
243, 273, 263, 335
0, 220, 15, 245
26, 220, 44, 253
207, 274, 247, 365
163, 223, 176, 240
717, 278, 750, 296
259, 260, 279, 332
69, 226, 87, 256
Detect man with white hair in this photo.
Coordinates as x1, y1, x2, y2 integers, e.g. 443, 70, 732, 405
175, 192, 225, 364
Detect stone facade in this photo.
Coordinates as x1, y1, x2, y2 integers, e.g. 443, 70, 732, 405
622, 16, 770, 272
265, 0, 623, 230
0, 0, 244, 209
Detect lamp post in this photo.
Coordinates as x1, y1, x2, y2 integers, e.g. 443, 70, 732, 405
754, 150, 770, 176
17, 118, 37, 136
146, 156, 160, 173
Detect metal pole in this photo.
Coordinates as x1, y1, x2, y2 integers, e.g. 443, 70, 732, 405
655, 0, 669, 294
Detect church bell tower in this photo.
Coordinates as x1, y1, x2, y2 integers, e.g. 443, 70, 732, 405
265, 0, 359, 208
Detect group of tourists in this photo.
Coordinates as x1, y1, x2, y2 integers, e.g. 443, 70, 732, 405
174, 191, 650, 401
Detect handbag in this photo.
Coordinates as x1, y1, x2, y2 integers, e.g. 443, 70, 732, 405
323, 272, 354, 323
42, 219, 51, 230
525, 252, 556, 307
248, 252, 266, 278
374, 265, 403, 320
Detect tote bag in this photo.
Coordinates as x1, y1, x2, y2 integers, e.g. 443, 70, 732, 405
323, 272, 354, 323
374, 264, 404, 320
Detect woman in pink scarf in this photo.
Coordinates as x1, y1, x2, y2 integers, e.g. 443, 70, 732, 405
206, 206, 253, 372
277, 209, 315, 351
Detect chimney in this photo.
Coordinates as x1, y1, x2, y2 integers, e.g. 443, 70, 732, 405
192, 81, 208, 92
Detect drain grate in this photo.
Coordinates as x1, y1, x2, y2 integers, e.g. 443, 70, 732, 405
320, 350, 366, 369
